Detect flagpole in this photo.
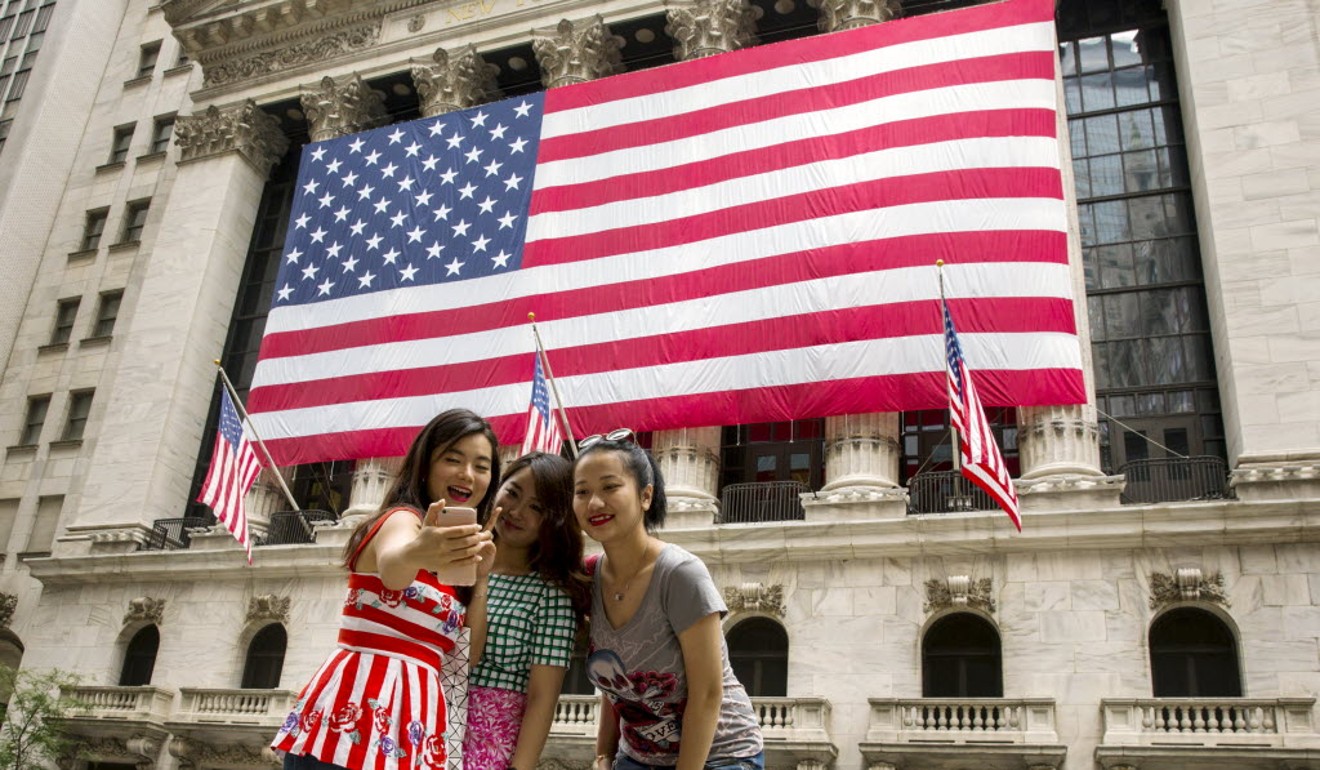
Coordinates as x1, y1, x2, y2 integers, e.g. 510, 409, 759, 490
527, 313, 579, 458
213, 360, 301, 512
935, 260, 960, 473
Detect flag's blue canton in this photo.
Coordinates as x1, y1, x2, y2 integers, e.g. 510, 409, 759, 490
943, 302, 965, 396
532, 356, 552, 428
218, 390, 245, 455
274, 94, 546, 306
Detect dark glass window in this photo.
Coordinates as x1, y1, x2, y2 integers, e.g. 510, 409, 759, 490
51, 297, 78, 344
81, 208, 108, 250
93, 290, 121, 337
241, 624, 287, 689
10, 8, 30, 38
136, 41, 159, 78
109, 125, 133, 164
31, 3, 50, 33
62, 389, 93, 441
1059, 0, 1224, 472
149, 116, 173, 153
720, 420, 825, 489
727, 617, 788, 697
922, 613, 1002, 697
1149, 607, 1241, 697
0, 17, 13, 40
118, 625, 159, 686
901, 408, 1019, 482
122, 199, 150, 243
20, 394, 49, 445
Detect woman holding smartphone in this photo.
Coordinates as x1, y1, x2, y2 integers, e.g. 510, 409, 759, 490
463, 451, 591, 770
573, 431, 764, 770
273, 409, 500, 770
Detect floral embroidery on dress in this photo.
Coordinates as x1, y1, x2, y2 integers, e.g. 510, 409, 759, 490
378, 588, 406, 608
279, 710, 301, 737
345, 587, 364, 608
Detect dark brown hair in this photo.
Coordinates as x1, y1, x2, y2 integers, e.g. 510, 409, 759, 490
342, 408, 501, 569
500, 452, 591, 623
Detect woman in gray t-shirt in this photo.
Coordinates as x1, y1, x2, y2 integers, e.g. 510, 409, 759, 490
573, 431, 764, 770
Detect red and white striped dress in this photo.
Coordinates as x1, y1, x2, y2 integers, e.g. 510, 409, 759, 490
273, 509, 466, 770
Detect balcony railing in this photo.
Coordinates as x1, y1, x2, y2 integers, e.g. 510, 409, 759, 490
61, 685, 175, 723
866, 697, 1059, 743
141, 516, 212, 551
261, 510, 337, 546
906, 471, 998, 515
1100, 697, 1319, 747
1119, 456, 1231, 504
176, 688, 296, 723
550, 695, 831, 742
549, 695, 600, 736
718, 481, 808, 524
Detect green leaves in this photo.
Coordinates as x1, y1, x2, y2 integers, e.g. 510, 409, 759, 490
0, 666, 89, 770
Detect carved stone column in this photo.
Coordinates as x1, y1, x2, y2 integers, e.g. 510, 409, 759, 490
817, 0, 901, 32
1017, 404, 1103, 479
411, 45, 500, 118
652, 427, 721, 527
822, 413, 900, 491
71, 102, 288, 537
300, 74, 387, 143
665, 0, 758, 61
345, 457, 402, 522
532, 16, 624, 89
243, 470, 287, 536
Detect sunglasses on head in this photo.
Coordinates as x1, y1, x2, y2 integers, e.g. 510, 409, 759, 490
578, 428, 636, 451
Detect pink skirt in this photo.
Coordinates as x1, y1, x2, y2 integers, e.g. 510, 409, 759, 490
462, 685, 528, 770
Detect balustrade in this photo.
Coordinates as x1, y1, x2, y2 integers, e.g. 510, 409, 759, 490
1101, 698, 1318, 747
178, 688, 295, 721
867, 698, 1059, 744
61, 685, 174, 722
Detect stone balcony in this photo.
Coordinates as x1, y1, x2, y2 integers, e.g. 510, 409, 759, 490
859, 698, 1066, 770
55, 685, 175, 767
1096, 697, 1320, 769
542, 695, 836, 770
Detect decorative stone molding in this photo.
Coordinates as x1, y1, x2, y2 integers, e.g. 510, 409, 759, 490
665, 0, 758, 61
301, 73, 389, 143
170, 736, 280, 768
247, 594, 291, 625
0, 593, 16, 627
1149, 568, 1229, 609
532, 16, 624, 89
817, 0, 902, 32
174, 101, 289, 176
1231, 460, 1320, 502
652, 427, 721, 504
73, 735, 160, 768
200, 22, 382, 90
124, 597, 166, 626
923, 575, 995, 614
725, 582, 785, 617
412, 45, 500, 118
822, 413, 901, 491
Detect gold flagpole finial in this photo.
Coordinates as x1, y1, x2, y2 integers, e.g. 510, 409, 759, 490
935, 259, 944, 268
528, 312, 536, 322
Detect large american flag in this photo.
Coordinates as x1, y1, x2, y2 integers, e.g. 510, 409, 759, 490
944, 298, 1021, 530
198, 388, 263, 561
247, 0, 1084, 465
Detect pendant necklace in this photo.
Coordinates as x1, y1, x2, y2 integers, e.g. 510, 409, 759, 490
609, 544, 653, 602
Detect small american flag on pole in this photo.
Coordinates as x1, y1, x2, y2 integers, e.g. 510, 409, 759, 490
520, 353, 563, 455
943, 298, 1021, 531
198, 388, 263, 562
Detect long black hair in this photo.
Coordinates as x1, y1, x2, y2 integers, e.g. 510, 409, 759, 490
575, 439, 667, 531
500, 452, 591, 622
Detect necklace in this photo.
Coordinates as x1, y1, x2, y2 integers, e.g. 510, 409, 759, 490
607, 544, 654, 602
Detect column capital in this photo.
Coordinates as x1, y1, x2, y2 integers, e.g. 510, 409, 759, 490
411, 45, 500, 118
532, 16, 624, 89
174, 100, 289, 176
665, 0, 759, 61
816, 0, 901, 33
300, 73, 388, 143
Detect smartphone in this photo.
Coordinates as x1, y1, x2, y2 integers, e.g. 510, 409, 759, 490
431, 506, 479, 587
433, 506, 477, 528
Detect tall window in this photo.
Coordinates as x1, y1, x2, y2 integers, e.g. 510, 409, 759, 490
50, 297, 79, 345
240, 624, 287, 689
901, 408, 1019, 482
720, 420, 825, 489
25, 494, 61, 553
135, 41, 159, 79
1058, 0, 1224, 472
92, 290, 122, 338
922, 613, 1002, 697
149, 116, 173, 154
81, 208, 108, 251
121, 199, 150, 243
20, 395, 49, 445
118, 625, 159, 686
1149, 607, 1241, 697
727, 617, 788, 697
108, 125, 133, 164
62, 390, 93, 441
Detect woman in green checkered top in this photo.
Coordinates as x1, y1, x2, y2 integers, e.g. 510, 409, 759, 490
463, 451, 590, 770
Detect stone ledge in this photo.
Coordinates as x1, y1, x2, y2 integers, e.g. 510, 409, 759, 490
107, 240, 140, 253
122, 74, 152, 88
4, 444, 38, 458
1017, 473, 1126, 511
47, 439, 83, 450
66, 248, 98, 262
37, 341, 69, 354
95, 160, 126, 174
135, 150, 167, 163
1231, 461, 1320, 502
163, 63, 193, 77
78, 335, 112, 348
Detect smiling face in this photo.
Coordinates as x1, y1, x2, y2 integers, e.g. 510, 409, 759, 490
573, 449, 652, 543
426, 432, 494, 508
493, 466, 544, 551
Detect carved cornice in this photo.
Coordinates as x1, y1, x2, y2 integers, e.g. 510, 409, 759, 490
70, 735, 160, 767
202, 22, 381, 89
817, 0, 902, 32
247, 594, 291, 625
1149, 568, 1229, 610
0, 593, 16, 628
175, 101, 289, 176
665, 0, 759, 61
124, 597, 166, 626
923, 575, 995, 614
412, 45, 500, 119
532, 16, 624, 89
301, 73, 388, 142
169, 737, 278, 768
724, 582, 785, 617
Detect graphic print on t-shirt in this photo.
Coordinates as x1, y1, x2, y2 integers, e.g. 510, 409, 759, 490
587, 648, 686, 753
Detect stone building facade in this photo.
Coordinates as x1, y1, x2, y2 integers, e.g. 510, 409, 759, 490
0, 0, 1318, 769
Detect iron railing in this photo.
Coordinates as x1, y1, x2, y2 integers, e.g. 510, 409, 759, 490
141, 516, 212, 551
262, 510, 337, 546
906, 471, 999, 515
1119, 456, 1230, 504
717, 481, 809, 524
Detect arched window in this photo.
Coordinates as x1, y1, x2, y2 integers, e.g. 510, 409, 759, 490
922, 613, 1002, 697
241, 624, 288, 689
727, 617, 788, 697
1149, 607, 1241, 697
118, 625, 159, 686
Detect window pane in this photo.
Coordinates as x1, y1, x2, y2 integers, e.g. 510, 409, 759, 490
1080, 71, 1116, 111
1089, 155, 1124, 197
1085, 114, 1120, 155
1110, 30, 1144, 68
1077, 36, 1108, 73
1098, 244, 1135, 289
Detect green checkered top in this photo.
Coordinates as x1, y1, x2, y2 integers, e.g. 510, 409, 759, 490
470, 572, 578, 692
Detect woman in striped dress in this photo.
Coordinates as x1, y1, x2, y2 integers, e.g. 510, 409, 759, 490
274, 409, 501, 770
